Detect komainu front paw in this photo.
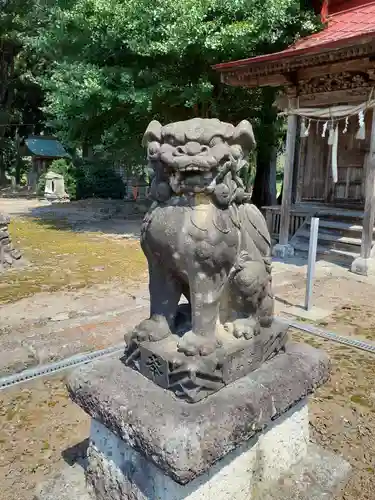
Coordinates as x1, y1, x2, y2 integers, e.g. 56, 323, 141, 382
127, 315, 171, 343
225, 318, 261, 340
177, 331, 219, 356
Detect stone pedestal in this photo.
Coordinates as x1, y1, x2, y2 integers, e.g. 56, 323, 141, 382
36, 343, 350, 500
86, 401, 309, 500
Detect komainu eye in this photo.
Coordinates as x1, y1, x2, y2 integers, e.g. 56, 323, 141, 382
230, 144, 243, 159
148, 141, 160, 156
209, 136, 223, 147
164, 135, 179, 147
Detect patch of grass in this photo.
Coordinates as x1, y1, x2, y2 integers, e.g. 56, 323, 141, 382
0, 218, 147, 304
41, 440, 50, 451
350, 394, 372, 408
292, 315, 310, 323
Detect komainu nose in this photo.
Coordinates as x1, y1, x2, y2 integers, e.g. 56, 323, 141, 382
177, 142, 209, 156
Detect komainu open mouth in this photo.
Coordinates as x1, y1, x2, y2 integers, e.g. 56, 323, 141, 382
169, 164, 215, 191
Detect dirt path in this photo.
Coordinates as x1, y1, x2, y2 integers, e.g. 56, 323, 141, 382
0, 283, 149, 376
0, 376, 89, 500
293, 332, 375, 500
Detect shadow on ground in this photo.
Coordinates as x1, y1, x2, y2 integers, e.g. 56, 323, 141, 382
23, 204, 144, 239
62, 438, 89, 467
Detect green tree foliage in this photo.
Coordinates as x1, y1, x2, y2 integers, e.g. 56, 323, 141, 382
28, 0, 319, 203
74, 160, 126, 200
0, 0, 45, 184
37, 158, 126, 200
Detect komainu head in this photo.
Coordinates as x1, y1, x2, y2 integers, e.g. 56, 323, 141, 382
143, 118, 256, 205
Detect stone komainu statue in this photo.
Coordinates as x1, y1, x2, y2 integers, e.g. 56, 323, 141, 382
125, 118, 286, 401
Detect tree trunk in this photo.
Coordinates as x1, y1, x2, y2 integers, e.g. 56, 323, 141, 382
251, 88, 279, 209
0, 152, 6, 186
252, 144, 273, 208
0, 41, 17, 186
15, 128, 22, 185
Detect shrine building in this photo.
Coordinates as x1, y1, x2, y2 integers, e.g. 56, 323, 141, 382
214, 0, 375, 275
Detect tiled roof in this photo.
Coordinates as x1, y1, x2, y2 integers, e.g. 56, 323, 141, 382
294, 0, 375, 50
25, 136, 70, 158
214, 0, 375, 71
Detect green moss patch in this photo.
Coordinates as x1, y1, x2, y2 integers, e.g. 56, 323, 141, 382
0, 218, 147, 304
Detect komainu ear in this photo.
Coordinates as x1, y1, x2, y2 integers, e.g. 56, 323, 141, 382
232, 120, 256, 153
142, 120, 162, 147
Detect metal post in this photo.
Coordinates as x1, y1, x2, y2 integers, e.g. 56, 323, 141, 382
305, 217, 319, 311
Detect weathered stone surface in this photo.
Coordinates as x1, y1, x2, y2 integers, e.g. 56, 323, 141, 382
0, 212, 22, 270
0, 217, 22, 270
0, 238, 10, 247
34, 443, 350, 500
272, 243, 295, 258
85, 401, 309, 500
351, 255, 375, 276
0, 213, 11, 224
67, 342, 330, 485
258, 444, 351, 500
11, 248, 22, 260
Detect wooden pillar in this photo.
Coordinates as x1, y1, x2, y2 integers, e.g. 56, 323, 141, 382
360, 109, 375, 259
279, 97, 298, 246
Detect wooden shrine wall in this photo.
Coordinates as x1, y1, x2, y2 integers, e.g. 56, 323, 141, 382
297, 124, 328, 201
297, 110, 373, 204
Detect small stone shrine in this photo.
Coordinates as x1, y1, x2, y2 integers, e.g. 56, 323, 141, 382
44, 171, 70, 202
36, 118, 350, 500
0, 213, 22, 271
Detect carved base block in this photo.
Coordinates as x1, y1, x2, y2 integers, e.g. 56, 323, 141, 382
123, 319, 288, 402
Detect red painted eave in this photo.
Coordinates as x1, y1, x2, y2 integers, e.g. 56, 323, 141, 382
213, 0, 375, 73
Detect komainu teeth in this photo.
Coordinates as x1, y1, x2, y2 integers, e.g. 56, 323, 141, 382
174, 165, 207, 173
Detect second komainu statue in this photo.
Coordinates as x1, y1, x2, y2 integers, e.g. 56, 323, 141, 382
124, 118, 288, 402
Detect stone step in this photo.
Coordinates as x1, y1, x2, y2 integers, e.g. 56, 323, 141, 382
315, 208, 364, 218
316, 211, 363, 224
295, 228, 362, 255
292, 237, 358, 260
306, 219, 367, 234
